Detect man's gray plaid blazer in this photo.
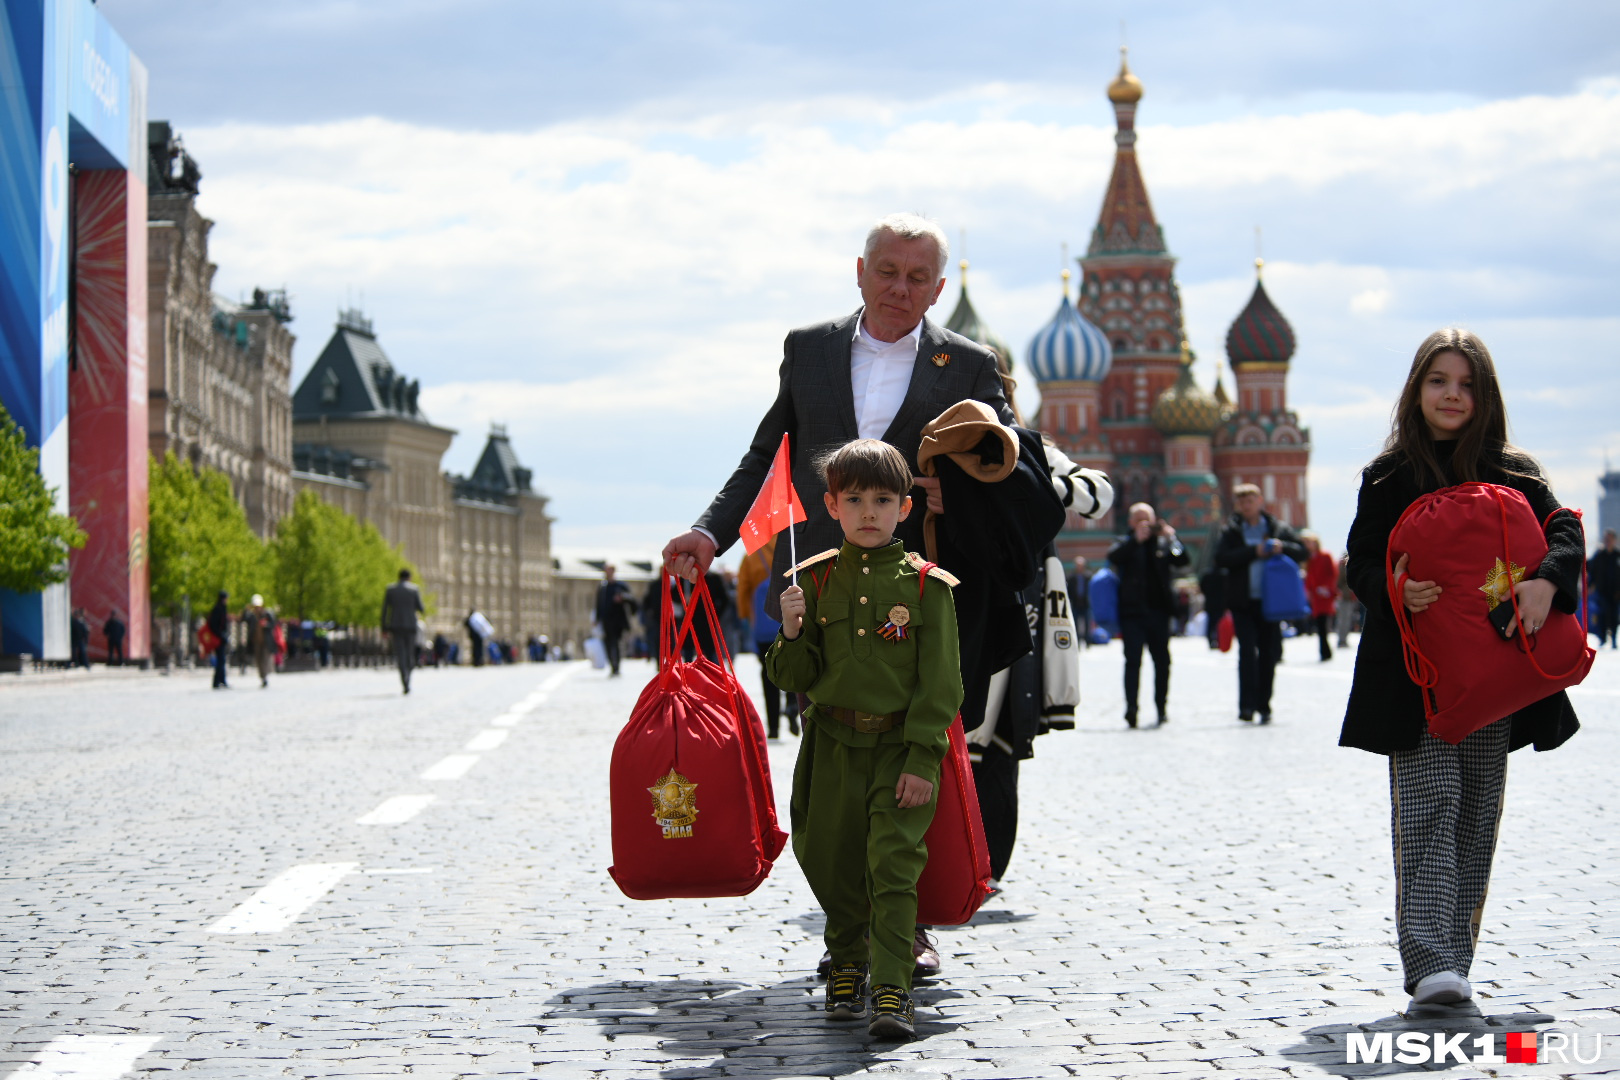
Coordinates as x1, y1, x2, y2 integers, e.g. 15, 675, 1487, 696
696, 308, 1014, 614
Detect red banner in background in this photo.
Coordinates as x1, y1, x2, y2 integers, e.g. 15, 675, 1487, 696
68, 168, 149, 661
739, 433, 804, 555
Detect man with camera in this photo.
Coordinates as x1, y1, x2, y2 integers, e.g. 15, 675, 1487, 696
1107, 502, 1189, 728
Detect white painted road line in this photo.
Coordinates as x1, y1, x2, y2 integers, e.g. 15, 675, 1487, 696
207, 862, 357, 934
356, 794, 436, 825
421, 753, 479, 781
538, 667, 575, 692
464, 729, 509, 752
11, 1035, 163, 1078
490, 713, 523, 728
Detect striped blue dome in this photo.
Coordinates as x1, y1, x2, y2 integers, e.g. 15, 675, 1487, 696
1028, 293, 1112, 383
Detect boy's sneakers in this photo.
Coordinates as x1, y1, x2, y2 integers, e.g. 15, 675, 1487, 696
868, 984, 915, 1039
824, 964, 868, 1021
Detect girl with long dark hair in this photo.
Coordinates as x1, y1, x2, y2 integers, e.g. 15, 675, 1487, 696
1340, 328, 1583, 1006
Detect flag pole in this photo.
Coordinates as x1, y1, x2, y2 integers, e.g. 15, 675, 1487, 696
786, 432, 798, 586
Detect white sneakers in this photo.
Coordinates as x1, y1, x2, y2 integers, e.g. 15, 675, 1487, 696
1411, 971, 1473, 1005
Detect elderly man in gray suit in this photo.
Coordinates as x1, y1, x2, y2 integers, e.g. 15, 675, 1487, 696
663, 212, 1013, 609
381, 568, 425, 694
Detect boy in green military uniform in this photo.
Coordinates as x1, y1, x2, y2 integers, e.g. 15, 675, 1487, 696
768, 438, 963, 1040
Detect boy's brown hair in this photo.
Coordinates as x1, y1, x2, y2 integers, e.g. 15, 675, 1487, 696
815, 438, 913, 496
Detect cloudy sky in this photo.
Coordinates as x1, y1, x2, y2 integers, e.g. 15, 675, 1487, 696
103, 0, 1620, 563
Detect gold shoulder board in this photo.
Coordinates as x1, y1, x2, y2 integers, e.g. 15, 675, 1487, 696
905, 552, 960, 587
784, 548, 840, 578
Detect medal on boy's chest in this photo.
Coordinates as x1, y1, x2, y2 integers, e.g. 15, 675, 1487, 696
878, 603, 910, 641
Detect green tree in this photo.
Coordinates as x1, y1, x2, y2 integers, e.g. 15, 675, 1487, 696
147, 452, 266, 616
270, 490, 427, 624
0, 405, 86, 646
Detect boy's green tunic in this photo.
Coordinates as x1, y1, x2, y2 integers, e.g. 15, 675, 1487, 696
766, 539, 963, 990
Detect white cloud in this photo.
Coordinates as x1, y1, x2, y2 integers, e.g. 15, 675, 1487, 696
185, 81, 1620, 554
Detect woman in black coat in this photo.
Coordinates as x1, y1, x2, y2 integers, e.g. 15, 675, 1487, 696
1340, 328, 1582, 1008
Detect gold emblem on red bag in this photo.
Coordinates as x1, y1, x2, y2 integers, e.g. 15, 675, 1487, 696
649, 769, 698, 839
1479, 557, 1525, 611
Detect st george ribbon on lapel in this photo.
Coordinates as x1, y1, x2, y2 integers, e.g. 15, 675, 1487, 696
739, 433, 807, 577
931, 352, 950, 367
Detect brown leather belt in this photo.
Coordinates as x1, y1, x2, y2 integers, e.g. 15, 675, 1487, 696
820, 705, 906, 734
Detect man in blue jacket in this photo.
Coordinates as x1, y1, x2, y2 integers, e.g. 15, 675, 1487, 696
1215, 484, 1306, 724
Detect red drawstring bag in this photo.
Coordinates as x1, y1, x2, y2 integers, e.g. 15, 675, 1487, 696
197, 624, 221, 658
608, 574, 787, 899
1387, 482, 1595, 744
915, 716, 993, 925
891, 559, 991, 926
1216, 610, 1235, 653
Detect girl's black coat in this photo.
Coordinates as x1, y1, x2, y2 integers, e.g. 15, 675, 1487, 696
1339, 442, 1583, 755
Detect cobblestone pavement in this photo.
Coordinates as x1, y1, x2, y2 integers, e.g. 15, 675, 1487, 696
3, 635, 1618, 1079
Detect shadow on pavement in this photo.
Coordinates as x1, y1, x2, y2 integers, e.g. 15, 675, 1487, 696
540, 977, 967, 1078
1277, 1000, 1555, 1076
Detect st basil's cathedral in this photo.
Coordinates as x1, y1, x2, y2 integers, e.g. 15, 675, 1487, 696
946, 50, 1311, 567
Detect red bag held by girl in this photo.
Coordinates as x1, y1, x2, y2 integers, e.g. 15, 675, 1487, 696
1387, 482, 1595, 744
608, 574, 787, 900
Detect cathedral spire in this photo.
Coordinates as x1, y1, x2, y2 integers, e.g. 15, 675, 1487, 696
1090, 47, 1163, 257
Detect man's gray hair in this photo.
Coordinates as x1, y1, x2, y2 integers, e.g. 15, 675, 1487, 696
863, 213, 950, 278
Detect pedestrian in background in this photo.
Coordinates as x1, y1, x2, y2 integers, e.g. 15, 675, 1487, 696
738, 535, 800, 738
1215, 484, 1305, 724
1333, 558, 1358, 649
207, 590, 231, 689
1591, 528, 1619, 648
382, 569, 425, 693
1066, 557, 1092, 646
69, 608, 91, 669
465, 609, 492, 667
1339, 327, 1582, 1007
594, 564, 637, 677
1303, 531, 1338, 661
103, 609, 126, 665
641, 576, 666, 664
242, 595, 276, 688
1107, 503, 1188, 727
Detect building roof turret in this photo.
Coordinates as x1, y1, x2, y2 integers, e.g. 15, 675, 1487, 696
1028, 270, 1112, 384
944, 260, 1013, 371
1225, 259, 1296, 368
1151, 343, 1222, 437
292, 313, 433, 424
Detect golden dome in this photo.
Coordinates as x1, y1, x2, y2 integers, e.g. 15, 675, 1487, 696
1151, 345, 1221, 437
1108, 47, 1143, 104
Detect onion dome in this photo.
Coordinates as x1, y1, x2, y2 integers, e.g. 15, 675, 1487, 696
1225, 259, 1296, 367
1028, 269, 1112, 384
1107, 46, 1143, 104
944, 260, 1014, 371
1151, 342, 1221, 437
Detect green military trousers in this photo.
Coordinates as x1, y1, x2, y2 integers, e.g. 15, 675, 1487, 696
790, 718, 938, 990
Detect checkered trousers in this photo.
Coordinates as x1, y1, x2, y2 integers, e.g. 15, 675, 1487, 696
1388, 717, 1511, 993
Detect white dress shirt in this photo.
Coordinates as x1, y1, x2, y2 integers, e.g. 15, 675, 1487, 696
690, 311, 922, 548
849, 311, 922, 440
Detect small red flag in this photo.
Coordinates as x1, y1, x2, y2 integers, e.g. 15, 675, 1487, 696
739, 434, 805, 555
